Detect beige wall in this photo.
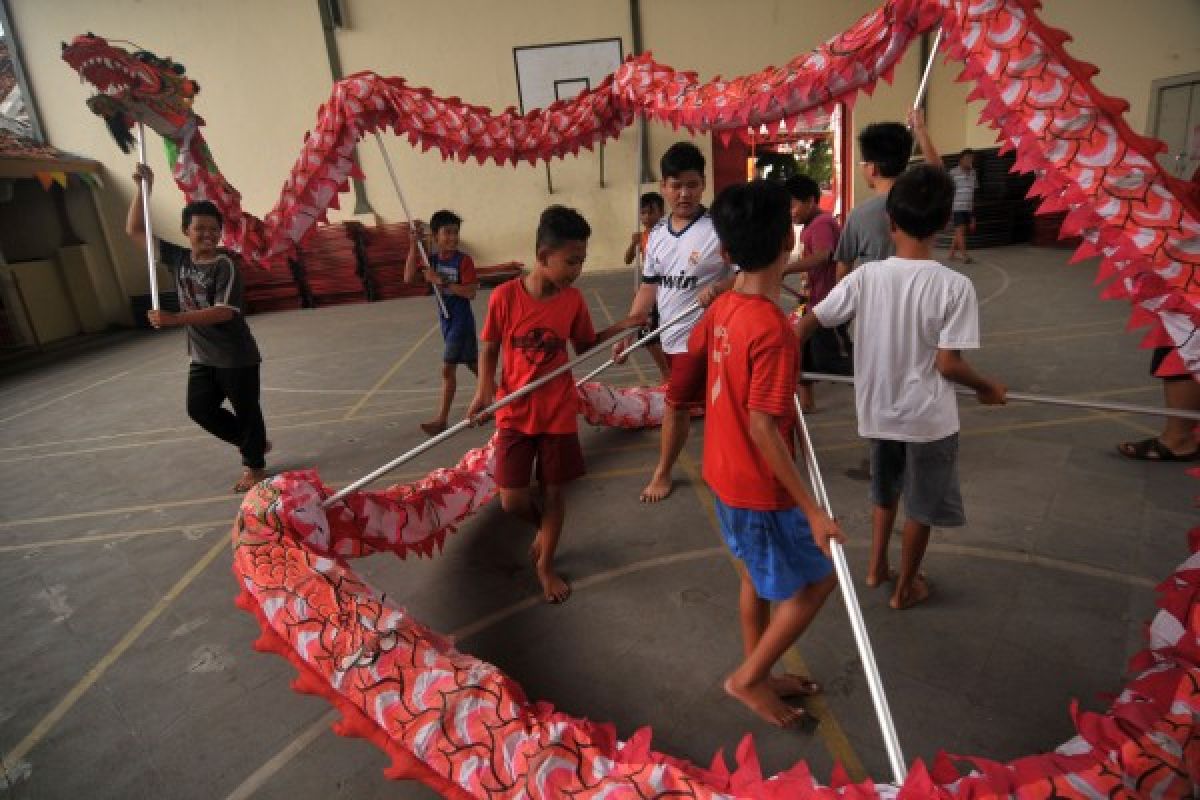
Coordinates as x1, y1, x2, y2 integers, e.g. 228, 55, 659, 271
10, 0, 1198, 312
926, 0, 1200, 154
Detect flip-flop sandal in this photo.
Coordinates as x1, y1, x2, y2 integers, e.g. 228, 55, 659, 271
1117, 438, 1200, 462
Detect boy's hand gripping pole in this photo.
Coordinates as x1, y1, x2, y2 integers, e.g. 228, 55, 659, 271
373, 133, 449, 319
794, 395, 908, 785
136, 123, 161, 311
322, 300, 703, 507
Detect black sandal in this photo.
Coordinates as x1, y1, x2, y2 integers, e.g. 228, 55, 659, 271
1117, 438, 1200, 462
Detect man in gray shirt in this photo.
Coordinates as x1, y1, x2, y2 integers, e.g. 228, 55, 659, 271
127, 165, 269, 492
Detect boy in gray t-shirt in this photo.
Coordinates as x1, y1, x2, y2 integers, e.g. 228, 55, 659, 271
127, 164, 269, 492
834, 109, 941, 281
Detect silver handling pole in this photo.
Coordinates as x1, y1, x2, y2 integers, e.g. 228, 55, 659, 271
801, 372, 1200, 422
912, 28, 943, 112
794, 395, 908, 784
575, 300, 700, 386
373, 133, 449, 319
632, 119, 645, 292
136, 123, 160, 311
322, 301, 703, 507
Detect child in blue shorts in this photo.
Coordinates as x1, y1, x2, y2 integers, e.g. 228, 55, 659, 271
405, 210, 479, 435
681, 180, 844, 728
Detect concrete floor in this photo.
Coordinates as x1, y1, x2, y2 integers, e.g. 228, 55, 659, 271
0, 245, 1195, 799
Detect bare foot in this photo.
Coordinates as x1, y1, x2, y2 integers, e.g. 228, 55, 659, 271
233, 467, 267, 493
768, 673, 822, 698
723, 676, 807, 728
420, 420, 447, 437
865, 568, 896, 588
639, 473, 673, 503
890, 575, 933, 610
528, 532, 544, 566
536, 566, 570, 604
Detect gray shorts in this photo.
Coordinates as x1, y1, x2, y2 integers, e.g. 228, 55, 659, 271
869, 434, 965, 527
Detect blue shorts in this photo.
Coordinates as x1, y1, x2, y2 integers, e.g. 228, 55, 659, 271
440, 307, 478, 365
713, 497, 833, 601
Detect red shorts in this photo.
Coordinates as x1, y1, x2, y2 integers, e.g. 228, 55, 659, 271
494, 428, 586, 489
665, 350, 707, 410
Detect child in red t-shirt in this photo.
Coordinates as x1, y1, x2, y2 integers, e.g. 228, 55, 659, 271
468, 206, 645, 603
681, 180, 844, 728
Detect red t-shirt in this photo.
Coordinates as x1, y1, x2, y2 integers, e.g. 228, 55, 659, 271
688, 292, 799, 510
801, 211, 841, 307
480, 278, 596, 434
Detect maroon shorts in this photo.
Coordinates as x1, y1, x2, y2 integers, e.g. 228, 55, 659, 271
665, 350, 707, 410
494, 428, 586, 489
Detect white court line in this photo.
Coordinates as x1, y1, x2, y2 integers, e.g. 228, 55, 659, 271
0, 369, 133, 425
976, 258, 1011, 307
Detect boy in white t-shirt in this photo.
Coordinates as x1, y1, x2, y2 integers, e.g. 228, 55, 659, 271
795, 165, 1006, 610
615, 142, 736, 502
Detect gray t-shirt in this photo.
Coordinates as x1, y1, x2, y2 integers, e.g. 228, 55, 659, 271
832, 195, 894, 267
160, 241, 262, 368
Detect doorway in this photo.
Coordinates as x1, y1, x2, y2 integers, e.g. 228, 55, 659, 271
1149, 71, 1200, 181
710, 104, 851, 220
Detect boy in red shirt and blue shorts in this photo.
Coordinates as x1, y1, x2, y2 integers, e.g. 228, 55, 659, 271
468, 206, 644, 603
681, 180, 844, 728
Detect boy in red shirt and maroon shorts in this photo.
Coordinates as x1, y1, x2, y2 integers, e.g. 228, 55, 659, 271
682, 180, 844, 728
469, 206, 644, 603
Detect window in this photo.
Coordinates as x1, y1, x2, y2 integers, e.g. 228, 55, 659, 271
0, 1, 44, 142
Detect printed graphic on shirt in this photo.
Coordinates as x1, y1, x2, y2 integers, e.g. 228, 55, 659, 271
710, 323, 731, 402
512, 327, 565, 366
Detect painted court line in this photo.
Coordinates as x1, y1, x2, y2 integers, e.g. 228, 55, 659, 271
343, 323, 440, 420
0, 454, 654, 532
0, 369, 133, 425
2, 535, 227, 770
0, 520, 229, 553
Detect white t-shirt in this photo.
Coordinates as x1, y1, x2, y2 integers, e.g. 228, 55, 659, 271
642, 212, 730, 354
813, 257, 980, 442
949, 166, 978, 212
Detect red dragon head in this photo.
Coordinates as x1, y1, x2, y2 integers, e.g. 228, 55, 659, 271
61, 33, 201, 153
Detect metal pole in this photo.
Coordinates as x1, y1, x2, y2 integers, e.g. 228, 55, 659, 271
794, 395, 907, 784
574, 300, 699, 386
912, 28, 943, 113
372, 133, 449, 319
323, 300, 702, 507
632, 119, 645, 292
136, 123, 160, 311
801, 372, 1200, 422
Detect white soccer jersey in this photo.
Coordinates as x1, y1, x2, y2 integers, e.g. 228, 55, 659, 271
641, 211, 731, 354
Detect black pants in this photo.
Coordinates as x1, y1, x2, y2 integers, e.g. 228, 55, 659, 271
186, 363, 267, 469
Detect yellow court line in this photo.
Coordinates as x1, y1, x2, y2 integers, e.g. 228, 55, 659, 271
343, 323, 440, 420
2, 535, 228, 769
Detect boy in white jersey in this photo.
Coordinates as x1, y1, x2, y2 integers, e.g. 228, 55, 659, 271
796, 165, 1006, 610
615, 142, 736, 502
